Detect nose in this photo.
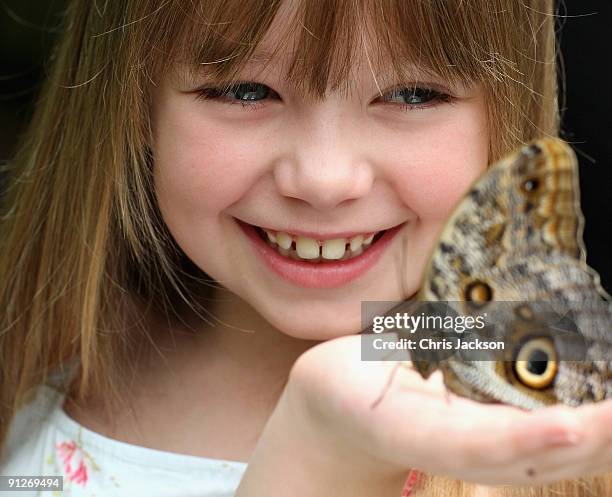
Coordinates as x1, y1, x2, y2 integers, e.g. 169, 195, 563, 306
273, 106, 374, 210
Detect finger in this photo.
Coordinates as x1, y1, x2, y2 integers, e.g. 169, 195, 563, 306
458, 401, 612, 485
510, 412, 612, 483
446, 439, 611, 486
512, 399, 612, 473
445, 404, 584, 468
384, 400, 560, 472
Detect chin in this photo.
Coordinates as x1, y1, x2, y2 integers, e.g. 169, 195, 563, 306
261, 304, 364, 341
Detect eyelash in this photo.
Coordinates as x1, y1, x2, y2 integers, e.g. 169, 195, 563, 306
380, 86, 455, 111
194, 81, 454, 112
194, 81, 275, 112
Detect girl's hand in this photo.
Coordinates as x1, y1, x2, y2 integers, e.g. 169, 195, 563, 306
285, 333, 612, 487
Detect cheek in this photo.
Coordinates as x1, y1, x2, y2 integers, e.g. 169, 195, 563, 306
152, 104, 268, 217
391, 111, 489, 221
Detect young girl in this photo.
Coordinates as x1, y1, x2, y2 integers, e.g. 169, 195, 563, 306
0, 0, 610, 496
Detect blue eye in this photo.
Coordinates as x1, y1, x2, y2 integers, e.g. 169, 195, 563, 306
195, 81, 279, 108
194, 81, 453, 112
380, 86, 453, 111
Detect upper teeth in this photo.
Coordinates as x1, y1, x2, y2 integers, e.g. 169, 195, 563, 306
262, 229, 379, 261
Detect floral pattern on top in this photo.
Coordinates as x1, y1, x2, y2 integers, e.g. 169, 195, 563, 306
44, 426, 117, 496
56, 440, 88, 485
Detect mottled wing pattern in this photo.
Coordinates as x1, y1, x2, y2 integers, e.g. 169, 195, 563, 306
420, 139, 597, 303
411, 138, 611, 409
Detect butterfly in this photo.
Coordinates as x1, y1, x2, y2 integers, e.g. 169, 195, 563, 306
368, 138, 612, 410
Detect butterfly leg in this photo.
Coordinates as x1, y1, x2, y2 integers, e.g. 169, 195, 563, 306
444, 387, 453, 406
370, 362, 402, 409
369, 360, 414, 409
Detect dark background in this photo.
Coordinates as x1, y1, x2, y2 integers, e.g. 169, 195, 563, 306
1, 1, 610, 293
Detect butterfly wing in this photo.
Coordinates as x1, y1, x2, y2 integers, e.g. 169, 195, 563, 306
412, 138, 611, 408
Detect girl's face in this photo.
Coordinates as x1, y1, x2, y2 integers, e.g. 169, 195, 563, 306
151, 7, 489, 340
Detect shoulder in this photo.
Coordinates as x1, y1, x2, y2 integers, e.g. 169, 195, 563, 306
0, 382, 62, 474
0, 382, 105, 495
0, 381, 248, 496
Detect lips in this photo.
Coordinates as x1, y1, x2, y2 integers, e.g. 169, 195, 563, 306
236, 219, 404, 288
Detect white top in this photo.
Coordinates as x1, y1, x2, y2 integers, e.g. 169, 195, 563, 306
0, 381, 248, 497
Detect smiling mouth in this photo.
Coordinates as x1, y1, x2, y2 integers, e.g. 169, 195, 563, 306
251, 226, 387, 263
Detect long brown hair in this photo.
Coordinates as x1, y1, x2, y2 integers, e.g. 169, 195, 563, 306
0, 0, 608, 495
